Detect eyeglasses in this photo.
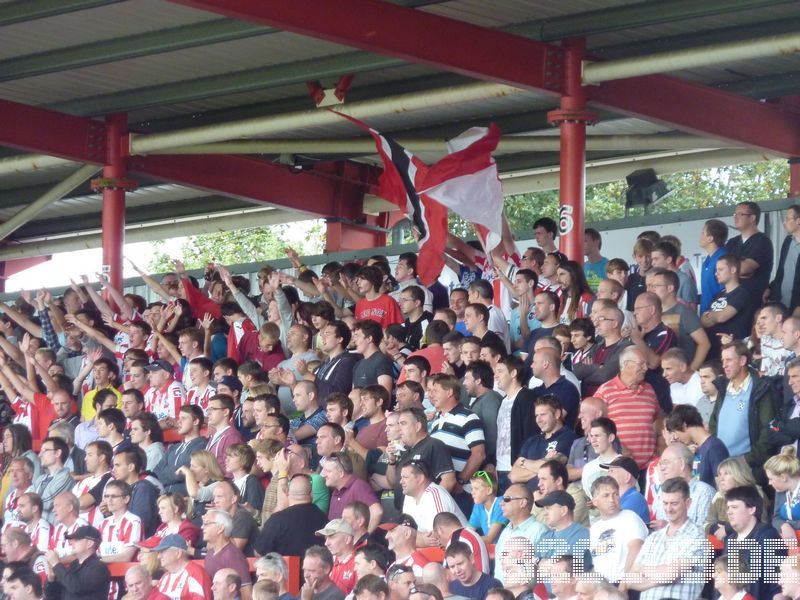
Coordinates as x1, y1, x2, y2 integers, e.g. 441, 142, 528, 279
207, 406, 226, 412
388, 565, 413, 580
734, 212, 753, 218
501, 496, 526, 503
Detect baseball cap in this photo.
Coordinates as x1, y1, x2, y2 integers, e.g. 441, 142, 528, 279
378, 514, 418, 531
145, 359, 173, 373
534, 490, 575, 511
64, 525, 102, 544
218, 375, 243, 394
151, 533, 188, 553
600, 456, 640, 480
315, 518, 354, 537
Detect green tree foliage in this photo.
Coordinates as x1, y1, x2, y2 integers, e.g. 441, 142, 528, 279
451, 160, 789, 236
147, 222, 324, 272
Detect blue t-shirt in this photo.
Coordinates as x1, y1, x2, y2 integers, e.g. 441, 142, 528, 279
449, 573, 503, 600
469, 496, 509, 536
510, 305, 540, 346
621, 487, 651, 524
584, 257, 609, 293
694, 435, 730, 488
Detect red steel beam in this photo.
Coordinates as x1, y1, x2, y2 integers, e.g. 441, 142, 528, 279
168, 0, 800, 156
0, 98, 107, 163
166, 0, 565, 95
589, 75, 800, 157
126, 154, 360, 218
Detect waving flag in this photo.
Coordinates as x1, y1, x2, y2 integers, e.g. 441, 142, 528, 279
331, 110, 447, 285
422, 124, 505, 254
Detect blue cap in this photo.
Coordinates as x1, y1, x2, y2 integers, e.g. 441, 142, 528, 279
151, 533, 188, 553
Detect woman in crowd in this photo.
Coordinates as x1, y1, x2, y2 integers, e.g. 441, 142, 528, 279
0, 423, 40, 505
765, 446, 800, 546
706, 456, 769, 539
225, 443, 265, 514
129, 413, 166, 471
178, 449, 226, 525
137, 493, 201, 572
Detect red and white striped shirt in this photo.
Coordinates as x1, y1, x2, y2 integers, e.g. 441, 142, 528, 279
158, 561, 211, 600
596, 376, 661, 469
3, 485, 33, 532
447, 527, 490, 574
99, 510, 142, 558
144, 379, 186, 421
27, 518, 51, 552
186, 385, 214, 413
401, 482, 467, 532
50, 516, 88, 558
72, 472, 110, 529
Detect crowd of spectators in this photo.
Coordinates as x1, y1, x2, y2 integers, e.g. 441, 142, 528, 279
0, 202, 800, 599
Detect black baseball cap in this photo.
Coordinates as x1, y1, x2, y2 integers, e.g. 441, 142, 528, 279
378, 514, 418, 531
534, 490, 575, 511
600, 456, 640, 481
64, 525, 102, 544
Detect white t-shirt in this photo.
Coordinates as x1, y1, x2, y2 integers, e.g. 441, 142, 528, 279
581, 454, 620, 497
402, 483, 467, 532
669, 372, 704, 408
495, 389, 517, 471
590, 510, 648, 583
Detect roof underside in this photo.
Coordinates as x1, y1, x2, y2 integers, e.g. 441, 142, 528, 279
1, 0, 799, 245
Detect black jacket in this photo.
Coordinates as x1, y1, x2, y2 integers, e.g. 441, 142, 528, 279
510, 387, 538, 462
48, 553, 110, 600
769, 234, 800, 312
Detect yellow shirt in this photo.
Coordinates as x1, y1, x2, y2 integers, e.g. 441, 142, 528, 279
81, 385, 122, 421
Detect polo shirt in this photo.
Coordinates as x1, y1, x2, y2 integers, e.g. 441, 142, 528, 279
519, 427, 576, 462
331, 553, 356, 594
620, 487, 651, 524
430, 404, 485, 473
595, 376, 660, 468
328, 476, 378, 520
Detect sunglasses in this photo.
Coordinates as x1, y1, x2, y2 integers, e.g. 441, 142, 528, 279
501, 496, 526, 503
472, 470, 494, 487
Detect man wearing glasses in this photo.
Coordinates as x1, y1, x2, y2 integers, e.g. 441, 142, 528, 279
725, 200, 774, 301
492, 484, 546, 586
33, 437, 74, 524
98, 480, 143, 599
206, 394, 244, 478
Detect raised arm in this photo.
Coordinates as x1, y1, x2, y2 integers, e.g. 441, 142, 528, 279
0, 353, 35, 403
0, 297, 43, 339
64, 313, 116, 355
127, 258, 173, 301
80, 275, 115, 320
153, 330, 182, 365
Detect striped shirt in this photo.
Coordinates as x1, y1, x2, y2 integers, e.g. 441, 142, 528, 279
73, 471, 111, 529
596, 376, 660, 468
186, 384, 215, 413
27, 518, 51, 552
99, 510, 142, 558
430, 404, 485, 474
158, 561, 212, 600
145, 379, 186, 421
50, 516, 88, 558
402, 482, 467, 532
3, 485, 33, 531
447, 527, 490, 574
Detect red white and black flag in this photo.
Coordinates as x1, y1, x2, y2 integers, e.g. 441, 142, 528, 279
331, 110, 447, 285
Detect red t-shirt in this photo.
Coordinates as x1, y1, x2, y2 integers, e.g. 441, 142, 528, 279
238, 333, 285, 372
354, 294, 403, 329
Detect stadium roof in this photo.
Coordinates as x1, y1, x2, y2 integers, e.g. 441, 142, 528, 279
0, 0, 799, 258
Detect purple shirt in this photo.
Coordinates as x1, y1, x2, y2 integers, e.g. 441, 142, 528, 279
205, 541, 251, 587
206, 426, 244, 477
329, 476, 379, 520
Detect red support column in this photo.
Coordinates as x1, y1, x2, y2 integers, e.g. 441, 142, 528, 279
790, 158, 800, 198
548, 38, 597, 262
94, 114, 136, 295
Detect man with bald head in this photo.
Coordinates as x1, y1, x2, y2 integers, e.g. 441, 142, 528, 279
254, 473, 328, 558
125, 564, 169, 600
651, 442, 715, 529
630, 291, 677, 414
212, 568, 242, 600
595, 346, 661, 469
566, 397, 621, 483
529, 347, 579, 428
573, 304, 632, 396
